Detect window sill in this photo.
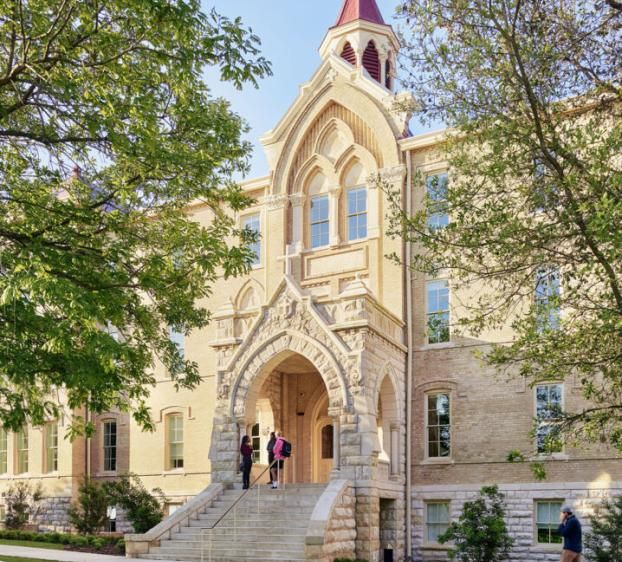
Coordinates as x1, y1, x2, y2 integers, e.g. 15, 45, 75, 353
162, 468, 185, 476
421, 457, 454, 465
531, 453, 569, 461
422, 341, 454, 349
530, 544, 563, 551
96, 471, 118, 477
421, 543, 451, 551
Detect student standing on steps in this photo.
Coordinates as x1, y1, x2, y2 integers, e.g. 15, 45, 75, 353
240, 435, 253, 490
270, 431, 285, 489
266, 431, 276, 485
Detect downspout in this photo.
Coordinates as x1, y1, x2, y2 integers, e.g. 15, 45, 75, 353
405, 149, 413, 561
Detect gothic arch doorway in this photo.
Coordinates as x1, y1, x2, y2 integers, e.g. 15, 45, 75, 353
241, 352, 332, 484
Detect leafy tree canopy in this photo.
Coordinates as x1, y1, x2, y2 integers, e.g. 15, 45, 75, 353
393, 0, 622, 449
0, 0, 271, 434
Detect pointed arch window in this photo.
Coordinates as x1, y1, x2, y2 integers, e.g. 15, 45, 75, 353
362, 41, 381, 82
341, 42, 356, 66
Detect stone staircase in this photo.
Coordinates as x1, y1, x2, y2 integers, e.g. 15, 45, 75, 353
138, 483, 327, 562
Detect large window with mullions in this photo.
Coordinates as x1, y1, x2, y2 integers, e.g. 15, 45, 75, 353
347, 187, 367, 241
426, 393, 451, 458
310, 195, 330, 248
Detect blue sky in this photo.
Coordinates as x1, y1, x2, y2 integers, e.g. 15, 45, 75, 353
203, 1, 411, 179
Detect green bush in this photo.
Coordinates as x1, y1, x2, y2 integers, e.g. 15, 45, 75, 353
585, 495, 622, 562
103, 473, 167, 533
116, 537, 126, 554
439, 485, 514, 562
67, 477, 108, 535
0, 528, 121, 548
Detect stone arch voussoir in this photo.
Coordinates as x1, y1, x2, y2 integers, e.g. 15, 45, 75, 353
229, 330, 350, 422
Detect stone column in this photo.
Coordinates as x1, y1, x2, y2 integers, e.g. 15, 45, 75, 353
210, 413, 240, 484
289, 193, 305, 252
355, 487, 381, 562
390, 423, 400, 476
329, 186, 341, 247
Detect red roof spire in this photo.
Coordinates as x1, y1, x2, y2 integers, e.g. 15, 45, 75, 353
335, 0, 385, 27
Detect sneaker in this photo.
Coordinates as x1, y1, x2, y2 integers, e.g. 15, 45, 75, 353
271, 484, 278, 489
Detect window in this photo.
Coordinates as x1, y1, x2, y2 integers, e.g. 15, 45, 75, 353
321, 424, 334, 459
0, 428, 7, 474
426, 502, 450, 542
536, 501, 563, 544
426, 173, 449, 230
427, 280, 450, 344
251, 423, 260, 464
103, 420, 117, 472
427, 393, 451, 458
536, 384, 563, 454
535, 267, 560, 332
169, 326, 185, 359
15, 428, 28, 474
44, 422, 58, 473
533, 156, 559, 212
347, 187, 367, 241
242, 213, 261, 266
310, 195, 329, 248
167, 414, 184, 469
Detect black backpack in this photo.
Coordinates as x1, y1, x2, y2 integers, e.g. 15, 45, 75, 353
281, 439, 292, 458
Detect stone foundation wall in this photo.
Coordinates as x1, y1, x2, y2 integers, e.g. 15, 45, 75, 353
31, 497, 132, 534
412, 481, 622, 562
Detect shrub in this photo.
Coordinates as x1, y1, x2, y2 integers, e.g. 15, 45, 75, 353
4, 482, 43, 529
439, 485, 514, 562
116, 538, 126, 554
67, 478, 108, 535
585, 495, 622, 562
103, 474, 167, 533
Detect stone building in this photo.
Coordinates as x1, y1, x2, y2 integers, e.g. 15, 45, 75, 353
1, 0, 620, 561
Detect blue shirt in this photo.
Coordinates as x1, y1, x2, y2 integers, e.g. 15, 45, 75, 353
557, 514, 582, 553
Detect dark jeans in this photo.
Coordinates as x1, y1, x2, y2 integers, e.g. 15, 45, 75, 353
242, 457, 252, 489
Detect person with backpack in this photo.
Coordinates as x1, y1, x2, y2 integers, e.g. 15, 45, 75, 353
266, 431, 276, 485
270, 431, 291, 489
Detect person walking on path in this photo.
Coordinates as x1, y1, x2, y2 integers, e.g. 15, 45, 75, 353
266, 431, 276, 485
558, 504, 582, 562
240, 435, 253, 490
270, 431, 285, 489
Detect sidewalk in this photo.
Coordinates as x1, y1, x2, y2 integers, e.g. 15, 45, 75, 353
0, 545, 177, 562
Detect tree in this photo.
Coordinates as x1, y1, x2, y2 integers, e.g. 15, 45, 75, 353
392, 1, 622, 449
0, 1, 271, 433
103, 473, 166, 533
438, 485, 514, 562
584, 495, 622, 562
67, 477, 109, 534
4, 481, 42, 529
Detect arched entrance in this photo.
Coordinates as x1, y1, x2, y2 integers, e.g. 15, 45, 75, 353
241, 352, 333, 484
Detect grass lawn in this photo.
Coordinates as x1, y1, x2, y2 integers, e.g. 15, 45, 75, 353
0, 540, 64, 550
0, 557, 61, 562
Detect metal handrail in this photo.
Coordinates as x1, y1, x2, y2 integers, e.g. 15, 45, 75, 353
199, 459, 277, 532
199, 460, 278, 562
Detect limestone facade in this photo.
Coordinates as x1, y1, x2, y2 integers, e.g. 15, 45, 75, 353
0, 1, 620, 561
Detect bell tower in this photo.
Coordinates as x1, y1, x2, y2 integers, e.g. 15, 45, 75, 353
320, 0, 400, 91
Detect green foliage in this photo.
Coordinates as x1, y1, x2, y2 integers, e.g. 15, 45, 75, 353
585, 496, 622, 562
393, 0, 622, 450
4, 482, 43, 530
67, 478, 108, 535
438, 485, 514, 562
0, 0, 271, 433
0, 529, 121, 550
103, 473, 166, 533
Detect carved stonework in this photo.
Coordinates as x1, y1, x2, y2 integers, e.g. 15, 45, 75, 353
265, 194, 289, 210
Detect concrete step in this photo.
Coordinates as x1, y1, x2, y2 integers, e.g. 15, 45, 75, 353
187, 518, 310, 529
139, 555, 305, 562
166, 533, 307, 545
151, 546, 306, 558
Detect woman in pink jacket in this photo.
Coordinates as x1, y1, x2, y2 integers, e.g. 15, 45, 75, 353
270, 431, 285, 489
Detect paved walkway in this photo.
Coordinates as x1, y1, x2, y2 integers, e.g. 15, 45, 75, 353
0, 545, 177, 562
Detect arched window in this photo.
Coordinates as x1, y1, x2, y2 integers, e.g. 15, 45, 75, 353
166, 413, 184, 469
321, 424, 334, 459
341, 42, 356, 66
362, 41, 381, 82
